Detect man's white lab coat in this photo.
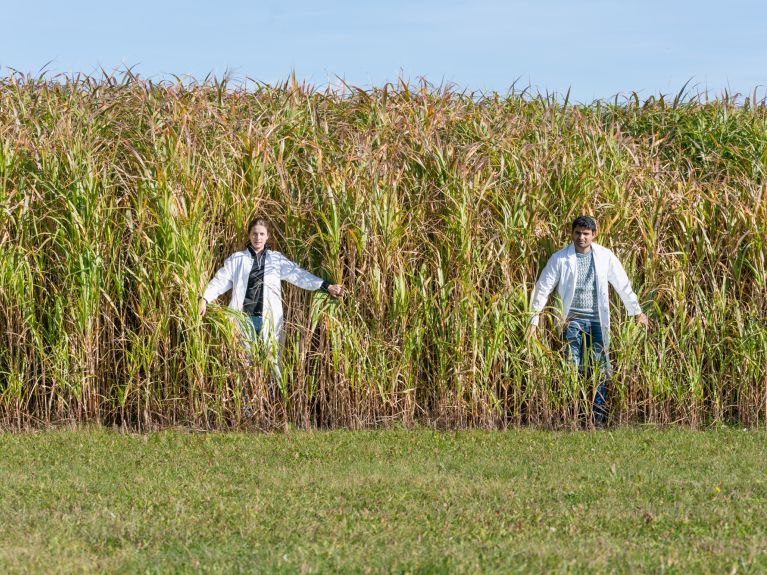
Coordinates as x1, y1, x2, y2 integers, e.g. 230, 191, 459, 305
530, 242, 642, 350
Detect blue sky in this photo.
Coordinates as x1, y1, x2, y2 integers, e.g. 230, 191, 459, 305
2, 0, 765, 101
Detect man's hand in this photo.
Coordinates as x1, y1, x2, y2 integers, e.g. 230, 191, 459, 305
198, 297, 207, 317
526, 324, 538, 339
635, 312, 648, 327
327, 284, 344, 298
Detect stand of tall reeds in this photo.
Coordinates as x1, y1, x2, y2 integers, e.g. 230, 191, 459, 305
1, 73, 765, 429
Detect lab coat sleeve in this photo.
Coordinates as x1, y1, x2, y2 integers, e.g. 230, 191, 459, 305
607, 252, 642, 316
277, 252, 325, 291
202, 255, 235, 303
529, 254, 561, 326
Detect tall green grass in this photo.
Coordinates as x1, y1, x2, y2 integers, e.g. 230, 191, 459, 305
1, 73, 765, 429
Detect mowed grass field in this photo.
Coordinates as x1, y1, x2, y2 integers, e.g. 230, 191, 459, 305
1, 429, 765, 574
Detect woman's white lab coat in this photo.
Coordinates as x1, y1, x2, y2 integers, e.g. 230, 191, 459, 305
202, 249, 325, 345
530, 242, 642, 350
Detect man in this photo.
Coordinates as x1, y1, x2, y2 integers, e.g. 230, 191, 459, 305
527, 216, 648, 426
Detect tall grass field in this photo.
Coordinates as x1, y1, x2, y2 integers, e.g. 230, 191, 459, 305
1, 73, 765, 429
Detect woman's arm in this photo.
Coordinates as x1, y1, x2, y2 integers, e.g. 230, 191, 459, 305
277, 252, 344, 297
200, 256, 235, 315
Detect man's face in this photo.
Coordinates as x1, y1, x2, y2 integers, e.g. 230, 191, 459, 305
571, 226, 596, 251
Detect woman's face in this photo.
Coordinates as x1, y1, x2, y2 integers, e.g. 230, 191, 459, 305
249, 224, 269, 252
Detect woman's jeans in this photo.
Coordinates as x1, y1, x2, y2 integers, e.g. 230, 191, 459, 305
564, 318, 612, 424
246, 315, 263, 339
241, 315, 280, 402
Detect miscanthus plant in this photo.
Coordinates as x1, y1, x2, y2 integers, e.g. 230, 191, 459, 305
0, 72, 765, 429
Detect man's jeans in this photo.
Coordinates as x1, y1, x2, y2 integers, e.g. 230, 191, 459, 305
563, 318, 612, 425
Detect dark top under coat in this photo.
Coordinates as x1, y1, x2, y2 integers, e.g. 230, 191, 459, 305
243, 245, 332, 317
243, 245, 267, 316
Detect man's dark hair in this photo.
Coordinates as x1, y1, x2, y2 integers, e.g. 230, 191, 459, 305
572, 215, 597, 232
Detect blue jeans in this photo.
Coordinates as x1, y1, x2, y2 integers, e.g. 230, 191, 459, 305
241, 315, 280, 402
247, 315, 263, 339
564, 318, 612, 424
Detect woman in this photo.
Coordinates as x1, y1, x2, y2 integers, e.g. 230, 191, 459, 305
199, 217, 343, 375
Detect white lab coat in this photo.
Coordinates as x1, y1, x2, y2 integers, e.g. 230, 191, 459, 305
530, 242, 642, 349
202, 248, 325, 345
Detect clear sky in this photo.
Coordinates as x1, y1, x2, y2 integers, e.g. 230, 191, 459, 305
2, 0, 765, 102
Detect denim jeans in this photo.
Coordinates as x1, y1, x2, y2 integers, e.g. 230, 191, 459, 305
563, 318, 612, 424
241, 315, 280, 403
246, 315, 263, 339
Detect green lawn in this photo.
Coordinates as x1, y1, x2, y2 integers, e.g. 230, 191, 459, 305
1, 429, 766, 574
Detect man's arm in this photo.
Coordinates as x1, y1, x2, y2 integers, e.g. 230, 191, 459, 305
527, 255, 561, 336
607, 252, 648, 325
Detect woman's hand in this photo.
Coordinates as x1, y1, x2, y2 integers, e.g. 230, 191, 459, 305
327, 284, 344, 298
198, 297, 207, 317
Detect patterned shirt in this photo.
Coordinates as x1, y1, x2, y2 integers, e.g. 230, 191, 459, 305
569, 251, 599, 321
